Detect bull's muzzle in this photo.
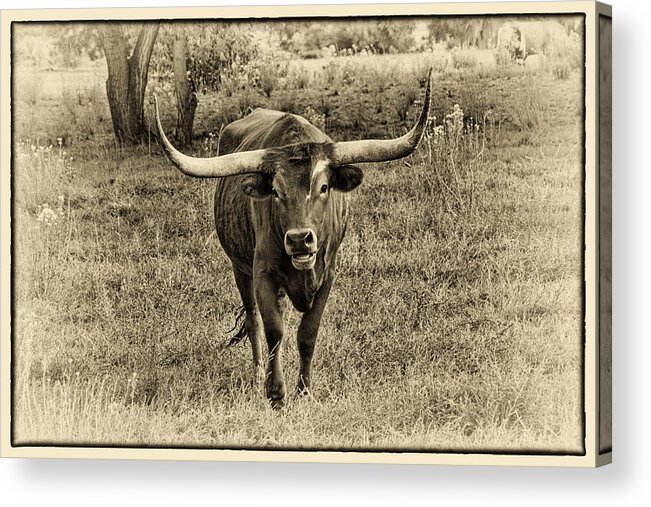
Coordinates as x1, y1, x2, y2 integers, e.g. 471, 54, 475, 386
285, 228, 317, 270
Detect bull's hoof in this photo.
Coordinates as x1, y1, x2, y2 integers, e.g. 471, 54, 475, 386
266, 381, 286, 410
268, 396, 286, 410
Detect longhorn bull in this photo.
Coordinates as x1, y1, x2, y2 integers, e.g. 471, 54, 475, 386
154, 70, 432, 407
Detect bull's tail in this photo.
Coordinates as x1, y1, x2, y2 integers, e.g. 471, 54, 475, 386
226, 306, 248, 346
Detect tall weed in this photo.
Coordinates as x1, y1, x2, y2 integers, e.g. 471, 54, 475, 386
507, 75, 546, 132
452, 50, 478, 70
420, 104, 490, 216
257, 63, 280, 97
395, 87, 418, 121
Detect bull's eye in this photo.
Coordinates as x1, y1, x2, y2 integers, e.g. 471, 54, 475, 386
320, 184, 328, 194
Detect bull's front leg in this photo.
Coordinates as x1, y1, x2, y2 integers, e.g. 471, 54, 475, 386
255, 273, 286, 408
296, 273, 333, 397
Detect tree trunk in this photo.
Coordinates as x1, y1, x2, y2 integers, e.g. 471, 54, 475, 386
98, 23, 160, 144
99, 24, 130, 142
172, 26, 197, 148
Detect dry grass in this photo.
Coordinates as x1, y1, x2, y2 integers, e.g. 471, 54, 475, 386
12, 50, 584, 453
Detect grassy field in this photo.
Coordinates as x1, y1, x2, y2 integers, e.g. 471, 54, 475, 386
12, 50, 584, 452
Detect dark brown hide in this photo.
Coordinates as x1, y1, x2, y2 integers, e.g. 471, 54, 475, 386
214, 109, 356, 406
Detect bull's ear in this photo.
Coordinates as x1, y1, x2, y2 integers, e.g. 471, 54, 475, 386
241, 173, 273, 199
330, 164, 363, 192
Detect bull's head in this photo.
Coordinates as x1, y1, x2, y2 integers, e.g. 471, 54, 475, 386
237, 141, 364, 270
154, 70, 432, 270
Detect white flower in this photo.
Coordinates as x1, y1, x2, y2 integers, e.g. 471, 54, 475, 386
36, 205, 58, 226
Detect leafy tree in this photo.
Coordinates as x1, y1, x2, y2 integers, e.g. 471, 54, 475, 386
427, 18, 491, 49
47, 24, 102, 68
271, 19, 416, 54
368, 20, 416, 53
152, 22, 258, 93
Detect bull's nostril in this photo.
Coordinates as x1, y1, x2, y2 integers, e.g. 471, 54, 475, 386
285, 229, 316, 252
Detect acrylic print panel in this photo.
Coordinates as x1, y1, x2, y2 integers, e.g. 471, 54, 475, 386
7, 9, 588, 459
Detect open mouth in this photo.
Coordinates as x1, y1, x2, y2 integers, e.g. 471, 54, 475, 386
291, 252, 316, 270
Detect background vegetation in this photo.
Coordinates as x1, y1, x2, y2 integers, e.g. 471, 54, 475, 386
12, 16, 584, 452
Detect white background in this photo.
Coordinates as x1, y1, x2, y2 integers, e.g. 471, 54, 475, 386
1, 0, 648, 504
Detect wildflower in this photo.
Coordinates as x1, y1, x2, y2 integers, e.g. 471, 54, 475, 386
430, 125, 445, 147
36, 201, 65, 227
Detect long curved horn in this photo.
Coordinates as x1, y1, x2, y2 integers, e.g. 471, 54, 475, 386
331, 68, 432, 166
154, 95, 267, 178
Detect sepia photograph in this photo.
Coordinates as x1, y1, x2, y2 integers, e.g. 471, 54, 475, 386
1, 2, 610, 466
